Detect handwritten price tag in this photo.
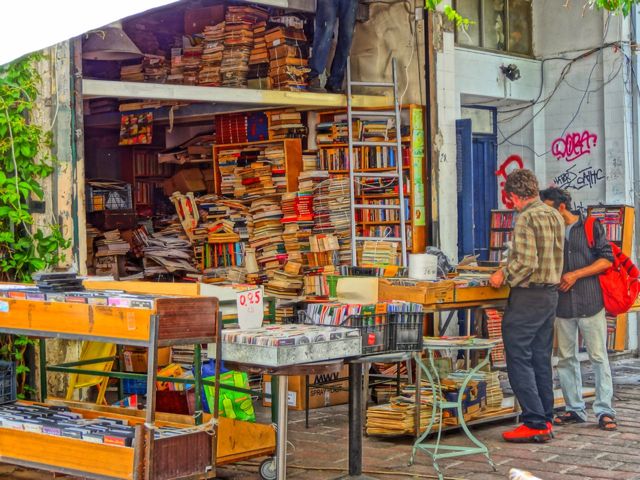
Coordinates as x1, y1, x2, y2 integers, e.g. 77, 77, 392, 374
237, 287, 264, 329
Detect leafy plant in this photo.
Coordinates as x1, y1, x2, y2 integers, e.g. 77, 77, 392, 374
0, 54, 71, 399
425, 0, 472, 28
588, 0, 640, 15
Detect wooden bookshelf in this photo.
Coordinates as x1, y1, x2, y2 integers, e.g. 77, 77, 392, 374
315, 104, 427, 254
587, 204, 635, 351
488, 210, 516, 262
212, 138, 302, 195
131, 149, 173, 208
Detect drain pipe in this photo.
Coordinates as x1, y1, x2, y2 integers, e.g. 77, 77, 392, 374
631, 5, 640, 357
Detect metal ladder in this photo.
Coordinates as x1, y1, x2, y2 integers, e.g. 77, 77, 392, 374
346, 57, 408, 267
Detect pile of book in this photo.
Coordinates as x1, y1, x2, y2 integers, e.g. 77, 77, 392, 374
266, 17, 309, 91
485, 308, 505, 364
199, 22, 225, 86
167, 47, 184, 84
142, 231, 198, 276
217, 148, 240, 196
366, 385, 437, 436
142, 55, 168, 83
302, 151, 319, 171
95, 230, 131, 257
182, 45, 204, 85
264, 265, 304, 299
221, 6, 269, 87
120, 63, 144, 82
248, 20, 269, 88
268, 110, 307, 139
234, 158, 276, 199
264, 144, 287, 192
313, 176, 352, 265
249, 198, 287, 278
361, 240, 398, 267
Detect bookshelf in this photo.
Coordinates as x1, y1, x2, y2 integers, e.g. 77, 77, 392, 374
212, 138, 303, 196
315, 104, 427, 254
488, 210, 516, 262
587, 204, 635, 351
131, 148, 173, 208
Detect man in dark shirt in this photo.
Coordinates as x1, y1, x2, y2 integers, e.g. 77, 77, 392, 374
540, 187, 617, 431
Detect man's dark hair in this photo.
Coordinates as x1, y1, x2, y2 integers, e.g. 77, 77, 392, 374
504, 169, 539, 199
540, 187, 572, 209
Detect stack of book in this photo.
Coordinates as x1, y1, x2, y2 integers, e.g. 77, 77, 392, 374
302, 151, 319, 171
268, 110, 307, 139
485, 308, 505, 365
249, 198, 287, 278
248, 20, 269, 88
120, 63, 144, 82
264, 267, 304, 299
264, 144, 287, 192
95, 230, 131, 257
265, 17, 309, 91
142, 54, 168, 83
233, 158, 276, 199
217, 149, 240, 196
221, 6, 269, 87
142, 231, 198, 277
182, 45, 203, 85
313, 176, 352, 265
199, 22, 225, 86
361, 241, 398, 267
167, 47, 184, 84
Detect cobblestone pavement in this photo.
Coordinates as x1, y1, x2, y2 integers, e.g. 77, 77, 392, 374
2, 360, 639, 480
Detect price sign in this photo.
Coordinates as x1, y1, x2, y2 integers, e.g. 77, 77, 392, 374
237, 287, 264, 329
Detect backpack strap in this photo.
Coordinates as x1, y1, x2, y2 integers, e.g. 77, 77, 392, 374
584, 216, 597, 248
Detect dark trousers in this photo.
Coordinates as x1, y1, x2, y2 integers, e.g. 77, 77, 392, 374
502, 286, 558, 430
308, 0, 358, 90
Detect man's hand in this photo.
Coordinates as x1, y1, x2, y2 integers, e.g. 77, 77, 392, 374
489, 269, 505, 289
559, 271, 579, 292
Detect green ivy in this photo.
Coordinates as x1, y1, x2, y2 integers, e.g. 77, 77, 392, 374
589, 0, 640, 15
0, 54, 71, 399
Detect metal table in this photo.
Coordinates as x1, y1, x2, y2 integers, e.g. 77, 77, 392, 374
409, 338, 501, 480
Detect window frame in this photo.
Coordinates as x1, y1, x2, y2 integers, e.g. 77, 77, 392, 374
453, 0, 533, 57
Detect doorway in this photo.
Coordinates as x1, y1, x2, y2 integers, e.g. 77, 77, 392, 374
456, 106, 498, 261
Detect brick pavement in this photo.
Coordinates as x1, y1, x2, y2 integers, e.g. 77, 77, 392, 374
2, 363, 639, 480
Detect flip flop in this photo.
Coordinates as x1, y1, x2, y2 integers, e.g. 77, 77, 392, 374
598, 414, 617, 431
553, 411, 585, 426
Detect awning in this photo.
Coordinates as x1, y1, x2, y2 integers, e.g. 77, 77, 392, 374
0, 0, 177, 66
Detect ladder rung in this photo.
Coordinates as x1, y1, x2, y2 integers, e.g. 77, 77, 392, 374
352, 141, 397, 147
350, 81, 394, 87
350, 110, 396, 117
355, 236, 402, 242
353, 204, 401, 210
353, 172, 399, 179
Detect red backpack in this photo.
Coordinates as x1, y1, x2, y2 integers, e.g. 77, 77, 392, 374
585, 216, 640, 315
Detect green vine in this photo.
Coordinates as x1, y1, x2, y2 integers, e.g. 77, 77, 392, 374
0, 54, 70, 398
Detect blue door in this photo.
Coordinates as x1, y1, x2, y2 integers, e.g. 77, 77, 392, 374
456, 110, 498, 261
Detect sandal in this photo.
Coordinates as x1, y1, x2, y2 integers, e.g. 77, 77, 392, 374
553, 411, 585, 426
598, 414, 617, 431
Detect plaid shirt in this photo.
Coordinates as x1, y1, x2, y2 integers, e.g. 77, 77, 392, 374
505, 199, 565, 288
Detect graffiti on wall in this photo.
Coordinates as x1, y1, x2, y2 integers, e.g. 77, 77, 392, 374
553, 164, 605, 191
495, 154, 524, 209
551, 131, 598, 162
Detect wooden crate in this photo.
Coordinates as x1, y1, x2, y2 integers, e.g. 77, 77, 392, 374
378, 279, 455, 305
454, 286, 510, 304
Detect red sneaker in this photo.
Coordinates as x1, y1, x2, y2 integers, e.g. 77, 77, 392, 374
502, 424, 551, 443
547, 422, 555, 439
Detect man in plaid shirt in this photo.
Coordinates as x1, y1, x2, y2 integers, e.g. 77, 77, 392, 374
489, 169, 564, 443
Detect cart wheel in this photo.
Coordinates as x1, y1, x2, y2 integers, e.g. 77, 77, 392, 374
259, 458, 276, 480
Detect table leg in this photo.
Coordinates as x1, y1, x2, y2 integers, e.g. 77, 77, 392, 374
276, 375, 288, 480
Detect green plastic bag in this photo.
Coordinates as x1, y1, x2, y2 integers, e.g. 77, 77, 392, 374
203, 371, 256, 422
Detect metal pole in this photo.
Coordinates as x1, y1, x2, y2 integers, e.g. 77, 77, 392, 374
276, 375, 289, 480
346, 57, 358, 266
144, 315, 160, 480
348, 362, 363, 476
392, 58, 408, 266
39, 338, 47, 402
193, 343, 203, 425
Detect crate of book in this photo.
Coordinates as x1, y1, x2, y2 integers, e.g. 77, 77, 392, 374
341, 313, 390, 355
0, 362, 16, 405
389, 311, 425, 352
85, 181, 133, 212
378, 278, 455, 305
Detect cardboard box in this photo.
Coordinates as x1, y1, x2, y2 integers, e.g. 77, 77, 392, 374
184, 5, 226, 34
123, 347, 172, 373
262, 366, 349, 411
171, 168, 206, 194
163, 178, 176, 196
378, 278, 455, 305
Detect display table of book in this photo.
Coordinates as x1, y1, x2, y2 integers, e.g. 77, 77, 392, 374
0, 283, 276, 480
409, 338, 501, 480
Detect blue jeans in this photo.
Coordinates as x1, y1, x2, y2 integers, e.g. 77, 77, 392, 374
556, 309, 616, 420
309, 0, 358, 90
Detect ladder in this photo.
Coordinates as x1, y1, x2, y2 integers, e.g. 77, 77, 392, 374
346, 57, 408, 267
